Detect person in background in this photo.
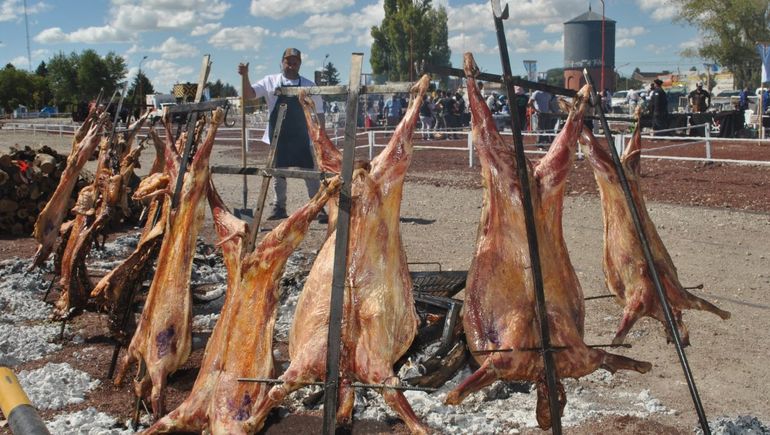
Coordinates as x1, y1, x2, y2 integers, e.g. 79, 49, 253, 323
648, 79, 668, 136
627, 88, 640, 114
384, 94, 403, 127
738, 87, 750, 111
688, 81, 711, 113
529, 81, 556, 147
419, 95, 435, 140
238, 47, 327, 222
513, 86, 529, 130
440, 91, 458, 139
602, 88, 612, 113
377, 95, 385, 123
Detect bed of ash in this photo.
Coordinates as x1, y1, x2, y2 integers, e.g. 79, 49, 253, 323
1, 234, 767, 435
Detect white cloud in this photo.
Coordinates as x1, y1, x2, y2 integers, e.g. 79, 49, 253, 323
144, 58, 195, 94
190, 22, 221, 36
448, 32, 495, 56
617, 26, 647, 38
34, 0, 229, 44
0, 0, 49, 22
148, 37, 199, 59
296, 1, 384, 50
644, 43, 669, 55
36, 25, 129, 45
208, 26, 271, 51
617, 38, 636, 48
249, 0, 353, 19
636, 0, 680, 21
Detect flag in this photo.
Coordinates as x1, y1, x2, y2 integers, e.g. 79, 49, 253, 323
758, 44, 770, 83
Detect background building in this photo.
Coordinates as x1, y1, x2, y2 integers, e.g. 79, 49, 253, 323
563, 7, 616, 92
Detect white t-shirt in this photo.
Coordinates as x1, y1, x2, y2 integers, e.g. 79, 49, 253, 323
251, 73, 324, 144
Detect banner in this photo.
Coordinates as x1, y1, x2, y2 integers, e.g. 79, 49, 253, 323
758, 44, 770, 83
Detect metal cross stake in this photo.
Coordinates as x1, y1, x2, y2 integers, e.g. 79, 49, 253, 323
581, 68, 712, 435
490, 1, 563, 433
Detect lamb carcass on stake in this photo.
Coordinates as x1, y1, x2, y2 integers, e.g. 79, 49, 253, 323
145, 177, 341, 434
90, 127, 170, 336
53, 114, 148, 319
580, 113, 730, 345
31, 108, 109, 269
242, 75, 432, 435
114, 109, 223, 417
445, 53, 651, 429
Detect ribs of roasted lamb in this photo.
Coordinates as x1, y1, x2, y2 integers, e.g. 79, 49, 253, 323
240, 75, 432, 435
144, 176, 340, 434
580, 115, 730, 345
114, 109, 223, 416
445, 53, 651, 429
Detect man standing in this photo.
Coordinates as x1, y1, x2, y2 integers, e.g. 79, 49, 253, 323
648, 79, 668, 136
238, 48, 327, 221
528, 82, 555, 147
384, 94, 403, 127
688, 81, 711, 113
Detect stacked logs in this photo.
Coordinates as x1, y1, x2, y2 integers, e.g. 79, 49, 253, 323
0, 145, 92, 236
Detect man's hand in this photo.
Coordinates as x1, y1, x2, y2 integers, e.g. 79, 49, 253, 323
238, 62, 256, 100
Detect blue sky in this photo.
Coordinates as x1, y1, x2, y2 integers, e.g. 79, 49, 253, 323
1, 0, 707, 94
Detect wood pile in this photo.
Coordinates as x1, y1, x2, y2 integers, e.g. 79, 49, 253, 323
0, 145, 92, 236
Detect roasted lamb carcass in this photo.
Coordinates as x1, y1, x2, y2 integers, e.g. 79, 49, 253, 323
31, 108, 109, 269
145, 177, 341, 434
242, 75, 432, 435
90, 127, 169, 331
114, 109, 224, 417
53, 115, 149, 319
580, 115, 730, 345
445, 53, 651, 429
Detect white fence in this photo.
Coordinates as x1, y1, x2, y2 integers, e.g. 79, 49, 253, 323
4, 121, 770, 167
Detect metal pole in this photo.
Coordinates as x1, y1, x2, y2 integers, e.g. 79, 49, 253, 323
322, 53, 364, 435
491, 1, 562, 432
582, 68, 712, 435
600, 0, 606, 93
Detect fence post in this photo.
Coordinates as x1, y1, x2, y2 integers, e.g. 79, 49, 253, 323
59, 125, 63, 137
705, 123, 712, 160
368, 130, 374, 160
245, 127, 250, 153
614, 132, 625, 155
467, 131, 473, 167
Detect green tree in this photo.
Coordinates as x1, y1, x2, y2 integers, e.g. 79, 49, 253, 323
127, 71, 155, 113
0, 64, 34, 113
674, 0, 770, 88
46, 50, 127, 109
35, 61, 48, 77
207, 79, 237, 98
321, 61, 340, 85
370, 0, 451, 82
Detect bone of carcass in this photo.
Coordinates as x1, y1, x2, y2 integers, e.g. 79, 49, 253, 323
145, 175, 341, 434
242, 75, 432, 435
114, 109, 224, 417
445, 53, 651, 429
31, 109, 109, 269
53, 115, 149, 319
580, 116, 730, 345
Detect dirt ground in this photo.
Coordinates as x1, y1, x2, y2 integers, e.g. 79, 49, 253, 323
1, 126, 769, 434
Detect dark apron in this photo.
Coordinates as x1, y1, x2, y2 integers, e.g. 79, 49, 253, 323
268, 80, 315, 169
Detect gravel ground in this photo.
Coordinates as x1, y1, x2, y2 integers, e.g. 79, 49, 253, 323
1, 127, 769, 434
